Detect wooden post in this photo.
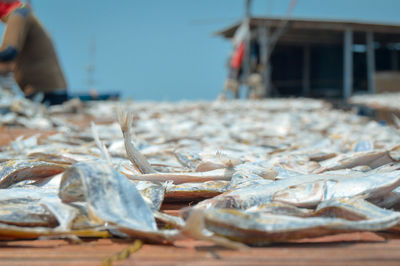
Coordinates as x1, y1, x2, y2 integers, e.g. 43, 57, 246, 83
343, 28, 353, 99
241, 0, 253, 98
259, 25, 271, 97
245, 0, 252, 18
366, 31, 376, 94
242, 27, 252, 98
391, 45, 398, 70
302, 45, 311, 97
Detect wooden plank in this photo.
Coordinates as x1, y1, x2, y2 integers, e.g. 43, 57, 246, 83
258, 25, 270, 97
0, 236, 399, 265
343, 28, 353, 99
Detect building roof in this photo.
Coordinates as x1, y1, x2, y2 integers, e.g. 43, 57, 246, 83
215, 17, 400, 45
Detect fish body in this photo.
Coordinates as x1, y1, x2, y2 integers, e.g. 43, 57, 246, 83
59, 161, 157, 232
165, 181, 229, 202
273, 171, 400, 208
127, 168, 234, 184
315, 198, 398, 221
202, 207, 400, 244
0, 160, 65, 188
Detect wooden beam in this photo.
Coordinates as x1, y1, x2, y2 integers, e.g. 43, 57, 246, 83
250, 18, 400, 34
245, 0, 252, 18
217, 18, 400, 41
366, 31, 376, 94
242, 27, 252, 98
258, 26, 271, 97
343, 28, 353, 99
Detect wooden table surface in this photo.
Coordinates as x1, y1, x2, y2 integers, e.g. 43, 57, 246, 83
0, 232, 400, 266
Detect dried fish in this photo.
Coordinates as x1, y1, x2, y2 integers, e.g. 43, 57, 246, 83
59, 161, 157, 233
181, 209, 248, 249
118, 111, 156, 174
0, 222, 109, 240
245, 202, 314, 217
195, 173, 330, 210
174, 149, 201, 169
126, 168, 234, 184
2, 97, 400, 246
164, 181, 229, 202
0, 198, 58, 227
314, 198, 398, 221
316, 149, 398, 173
135, 181, 166, 211
200, 207, 400, 245
272, 171, 400, 208
0, 160, 65, 188
154, 211, 185, 228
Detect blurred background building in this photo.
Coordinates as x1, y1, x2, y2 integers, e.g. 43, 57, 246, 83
217, 0, 400, 100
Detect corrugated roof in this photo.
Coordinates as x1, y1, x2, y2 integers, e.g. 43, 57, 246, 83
215, 17, 400, 45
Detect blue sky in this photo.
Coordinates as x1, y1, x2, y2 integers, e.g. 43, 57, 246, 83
3, 0, 400, 100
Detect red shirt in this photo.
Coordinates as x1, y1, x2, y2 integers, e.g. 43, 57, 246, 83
0, 1, 23, 21
230, 42, 245, 70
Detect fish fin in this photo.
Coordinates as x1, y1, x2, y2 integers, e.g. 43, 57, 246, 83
117, 108, 131, 134
389, 144, 400, 161
182, 209, 249, 250
117, 109, 156, 174
353, 194, 369, 201
392, 114, 400, 129
164, 180, 174, 189
117, 109, 139, 143
90, 121, 113, 166
216, 150, 240, 169
216, 150, 231, 168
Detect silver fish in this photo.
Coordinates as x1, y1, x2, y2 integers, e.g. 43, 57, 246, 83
154, 211, 185, 228
0, 160, 65, 188
201, 207, 400, 245
195, 173, 332, 210
164, 180, 229, 202
0, 221, 109, 240
315, 198, 399, 221
228, 171, 272, 191
126, 168, 234, 184
118, 111, 156, 174
135, 181, 166, 211
369, 186, 400, 210
0, 198, 58, 228
272, 171, 400, 208
245, 202, 314, 218
174, 148, 201, 169
316, 149, 398, 173
194, 161, 225, 172
59, 161, 157, 233
27, 152, 77, 165
0, 187, 95, 233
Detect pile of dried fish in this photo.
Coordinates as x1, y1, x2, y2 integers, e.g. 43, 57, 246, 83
0, 92, 51, 129
350, 92, 400, 111
1, 96, 400, 248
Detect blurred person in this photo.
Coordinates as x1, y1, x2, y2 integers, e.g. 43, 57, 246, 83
219, 48, 243, 100
0, 0, 68, 105
247, 71, 263, 99
219, 19, 249, 100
